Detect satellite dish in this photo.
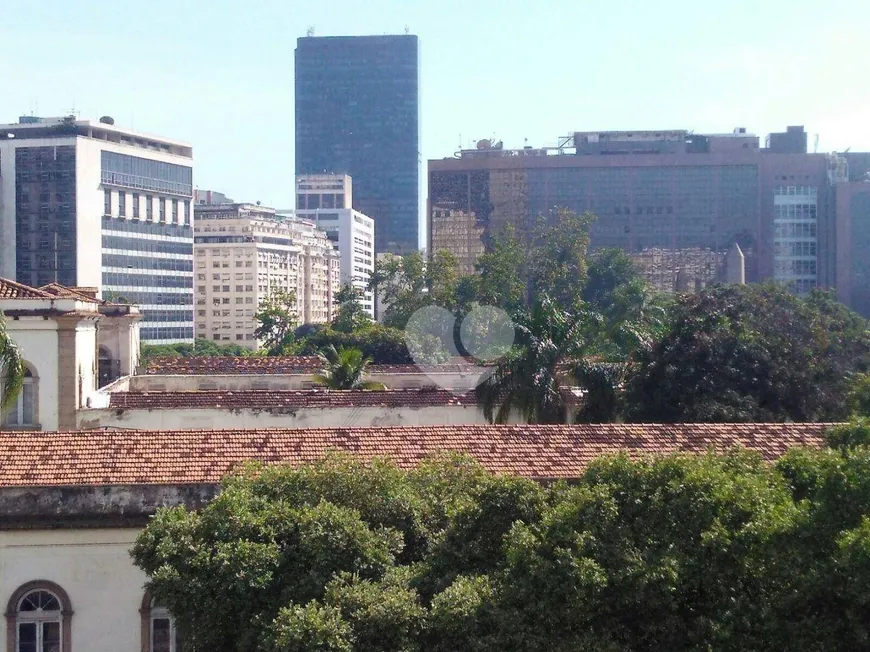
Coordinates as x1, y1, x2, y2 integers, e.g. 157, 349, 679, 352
476, 139, 491, 150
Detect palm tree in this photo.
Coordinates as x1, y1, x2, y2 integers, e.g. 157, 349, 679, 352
312, 345, 386, 390
476, 297, 603, 424
0, 313, 25, 413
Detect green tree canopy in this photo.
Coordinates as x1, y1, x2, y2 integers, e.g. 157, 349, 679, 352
134, 434, 870, 652
331, 284, 372, 334
312, 345, 386, 390
255, 288, 299, 355
625, 284, 870, 422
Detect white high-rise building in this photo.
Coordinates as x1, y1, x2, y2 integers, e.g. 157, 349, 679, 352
0, 115, 195, 344
193, 202, 340, 348
291, 174, 375, 318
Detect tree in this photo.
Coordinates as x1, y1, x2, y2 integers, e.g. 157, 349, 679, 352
476, 297, 602, 424
848, 373, 870, 417
625, 283, 870, 423
133, 441, 870, 652
331, 284, 372, 334
313, 346, 386, 390
140, 339, 256, 361
475, 225, 526, 315
582, 247, 641, 310
255, 289, 298, 355
288, 325, 415, 365
527, 208, 595, 309
0, 313, 25, 413
370, 251, 459, 330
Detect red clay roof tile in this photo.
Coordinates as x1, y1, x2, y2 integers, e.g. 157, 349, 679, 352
0, 423, 831, 487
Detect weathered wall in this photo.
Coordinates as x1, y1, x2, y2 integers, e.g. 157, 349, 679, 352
4, 316, 60, 429
78, 404, 503, 430
0, 528, 147, 652
125, 371, 482, 392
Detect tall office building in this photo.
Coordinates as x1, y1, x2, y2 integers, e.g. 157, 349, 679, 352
193, 202, 340, 348
429, 126, 835, 298
292, 174, 375, 318
295, 34, 419, 254
0, 115, 194, 344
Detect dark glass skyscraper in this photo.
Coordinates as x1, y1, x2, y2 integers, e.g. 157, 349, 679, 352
295, 35, 420, 254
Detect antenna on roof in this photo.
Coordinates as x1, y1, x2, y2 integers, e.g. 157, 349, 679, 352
306, 26, 315, 37
405, 25, 410, 35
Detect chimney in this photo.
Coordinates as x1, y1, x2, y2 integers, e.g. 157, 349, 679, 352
724, 243, 746, 285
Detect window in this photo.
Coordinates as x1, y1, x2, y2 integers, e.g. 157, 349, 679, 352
118, 191, 126, 217
172, 199, 179, 223
146, 196, 154, 221
159, 199, 166, 222
7, 582, 72, 652
183, 200, 190, 224
133, 193, 140, 219
4, 367, 37, 427
104, 189, 112, 216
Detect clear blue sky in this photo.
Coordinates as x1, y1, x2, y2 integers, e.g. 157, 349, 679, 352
2, 0, 868, 217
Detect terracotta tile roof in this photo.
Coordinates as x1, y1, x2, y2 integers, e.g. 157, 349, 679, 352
142, 356, 324, 375
0, 278, 55, 299
107, 389, 478, 410
38, 283, 102, 304
142, 356, 488, 376
0, 423, 831, 487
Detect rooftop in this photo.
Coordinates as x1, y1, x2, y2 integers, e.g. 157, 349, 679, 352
0, 278, 138, 313
0, 116, 192, 156
0, 423, 831, 487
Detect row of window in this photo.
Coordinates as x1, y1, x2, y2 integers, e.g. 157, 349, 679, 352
101, 215, 192, 239
774, 222, 818, 238
101, 150, 193, 196
774, 259, 818, 276
102, 271, 192, 289
6, 583, 178, 652
205, 332, 256, 341
103, 254, 194, 273
105, 190, 190, 224
140, 326, 195, 341
773, 185, 818, 197
773, 203, 817, 220
774, 241, 817, 257
203, 309, 256, 317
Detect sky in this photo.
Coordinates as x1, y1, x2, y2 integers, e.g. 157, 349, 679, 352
2, 0, 869, 232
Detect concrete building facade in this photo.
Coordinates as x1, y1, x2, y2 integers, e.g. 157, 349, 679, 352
429, 126, 846, 298
295, 35, 420, 254
292, 174, 375, 317
0, 115, 194, 344
193, 203, 340, 347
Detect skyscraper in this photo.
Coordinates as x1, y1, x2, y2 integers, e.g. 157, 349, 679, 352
0, 115, 194, 344
295, 34, 419, 254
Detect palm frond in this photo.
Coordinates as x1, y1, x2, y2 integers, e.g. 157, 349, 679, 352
0, 317, 25, 413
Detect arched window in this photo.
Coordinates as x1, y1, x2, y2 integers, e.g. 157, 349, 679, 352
4, 367, 37, 427
140, 594, 179, 652
5, 581, 72, 652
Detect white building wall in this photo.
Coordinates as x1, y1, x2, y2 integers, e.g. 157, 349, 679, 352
0, 528, 148, 652
3, 316, 60, 430
75, 320, 99, 410
295, 208, 375, 318
78, 404, 506, 430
